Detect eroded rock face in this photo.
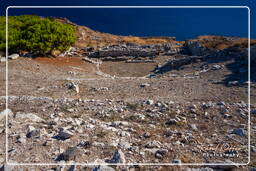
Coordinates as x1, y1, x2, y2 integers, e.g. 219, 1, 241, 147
184, 41, 213, 56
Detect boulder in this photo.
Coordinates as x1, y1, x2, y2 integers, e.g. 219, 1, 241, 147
53, 130, 73, 141
231, 128, 246, 136
56, 146, 79, 161
8, 54, 19, 60
0, 109, 13, 121
15, 113, 44, 122
67, 82, 79, 93
106, 149, 126, 163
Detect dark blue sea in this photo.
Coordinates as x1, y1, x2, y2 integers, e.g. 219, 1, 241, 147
1, 0, 255, 41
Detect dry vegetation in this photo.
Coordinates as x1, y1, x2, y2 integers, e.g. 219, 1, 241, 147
74, 25, 179, 48
191, 35, 256, 50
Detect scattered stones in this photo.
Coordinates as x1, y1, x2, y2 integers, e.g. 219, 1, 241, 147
143, 132, 151, 138
67, 165, 76, 171
172, 159, 181, 164
15, 113, 44, 122
209, 159, 238, 170
165, 119, 178, 125
56, 146, 79, 161
92, 165, 115, 171
189, 124, 198, 131
220, 107, 229, 114
146, 99, 154, 105
140, 83, 150, 88
91, 87, 109, 91
155, 149, 168, 159
67, 82, 79, 93
217, 101, 226, 106
43, 139, 53, 146
17, 133, 26, 143
106, 149, 126, 163
228, 81, 239, 86
189, 105, 197, 113
202, 101, 214, 109
117, 131, 130, 137
53, 130, 73, 141
111, 121, 129, 127
155, 102, 162, 107
67, 71, 78, 75
118, 142, 132, 150
212, 64, 222, 70
26, 126, 40, 138
224, 114, 232, 119
67, 108, 75, 113
239, 110, 247, 118
145, 140, 161, 148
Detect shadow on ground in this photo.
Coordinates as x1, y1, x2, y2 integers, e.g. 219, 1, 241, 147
154, 53, 254, 86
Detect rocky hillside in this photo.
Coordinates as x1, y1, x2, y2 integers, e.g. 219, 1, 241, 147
55, 17, 179, 48
56, 17, 256, 53
0, 16, 255, 171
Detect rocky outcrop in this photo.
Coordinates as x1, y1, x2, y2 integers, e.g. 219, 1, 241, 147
155, 55, 203, 73
183, 40, 214, 56
87, 43, 182, 59
87, 44, 159, 58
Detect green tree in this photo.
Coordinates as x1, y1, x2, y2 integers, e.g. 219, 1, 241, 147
0, 15, 76, 55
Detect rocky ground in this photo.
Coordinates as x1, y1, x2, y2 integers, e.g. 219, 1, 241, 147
0, 50, 255, 170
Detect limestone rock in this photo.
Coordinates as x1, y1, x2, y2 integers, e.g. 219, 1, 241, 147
0, 109, 13, 121
15, 113, 44, 122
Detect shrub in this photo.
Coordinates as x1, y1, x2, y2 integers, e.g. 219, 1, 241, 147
0, 15, 76, 55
